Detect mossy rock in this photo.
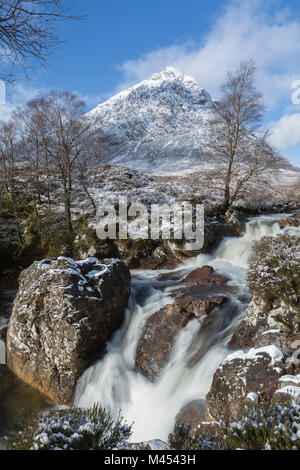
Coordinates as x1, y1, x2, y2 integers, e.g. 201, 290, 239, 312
73, 222, 118, 260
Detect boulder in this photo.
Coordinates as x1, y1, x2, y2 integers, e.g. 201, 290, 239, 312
6, 257, 130, 405
135, 301, 193, 381
182, 266, 226, 287
118, 440, 170, 450
279, 213, 300, 228
206, 345, 286, 423
175, 399, 207, 432
135, 266, 227, 381
230, 296, 300, 350
273, 374, 300, 404
172, 266, 232, 300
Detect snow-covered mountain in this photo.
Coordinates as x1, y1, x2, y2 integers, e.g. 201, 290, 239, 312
89, 67, 215, 173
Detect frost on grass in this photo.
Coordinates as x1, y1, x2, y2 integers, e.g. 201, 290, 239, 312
8, 405, 132, 450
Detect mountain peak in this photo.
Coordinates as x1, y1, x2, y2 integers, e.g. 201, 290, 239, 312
142, 66, 208, 94
92, 67, 212, 113
151, 66, 186, 80
89, 68, 214, 172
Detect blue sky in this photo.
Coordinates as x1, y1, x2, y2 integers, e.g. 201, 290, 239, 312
1, 0, 300, 166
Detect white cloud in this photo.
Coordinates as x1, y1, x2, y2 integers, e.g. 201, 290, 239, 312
0, 85, 106, 121
0, 84, 45, 121
116, 0, 300, 112
269, 113, 300, 150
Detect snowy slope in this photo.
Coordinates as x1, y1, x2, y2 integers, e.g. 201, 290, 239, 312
89, 67, 215, 173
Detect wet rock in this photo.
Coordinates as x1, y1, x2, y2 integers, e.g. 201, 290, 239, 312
0, 328, 7, 341
206, 346, 286, 423
6, 257, 130, 405
135, 302, 194, 381
135, 296, 227, 381
202, 213, 245, 253
182, 266, 226, 287
135, 267, 228, 381
0, 364, 16, 394
135, 266, 228, 381
114, 211, 247, 269
279, 213, 300, 228
172, 266, 232, 301
175, 399, 207, 432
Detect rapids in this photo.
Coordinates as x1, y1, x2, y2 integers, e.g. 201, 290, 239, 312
75, 214, 297, 442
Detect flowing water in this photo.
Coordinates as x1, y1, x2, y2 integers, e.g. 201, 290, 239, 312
75, 214, 298, 442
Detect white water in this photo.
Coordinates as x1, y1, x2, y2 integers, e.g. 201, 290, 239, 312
75, 214, 295, 442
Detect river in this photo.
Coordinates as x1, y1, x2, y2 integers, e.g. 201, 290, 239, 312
75, 213, 298, 442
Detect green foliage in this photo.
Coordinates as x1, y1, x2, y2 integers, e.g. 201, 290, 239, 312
23, 214, 41, 246
8, 404, 132, 450
73, 221, 118, 260
46, 230, 76, 258
248, 233, 300, 309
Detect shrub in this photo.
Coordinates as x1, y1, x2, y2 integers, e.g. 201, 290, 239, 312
168, 424, 194, 450
247, 233, 300, 308
170, 401, 300, 450
168, 423, 221, 450
221, 400, 300, 450
8, 404, 132, 450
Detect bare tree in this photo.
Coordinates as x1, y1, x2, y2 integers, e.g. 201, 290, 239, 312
0, 119, 23, 243
28, 96, 55, 211
75, 131, 107, 213
207, 61, 282, 210
39, 90, 99, 232
13, 103, 45, 209
0, 0, 81, 82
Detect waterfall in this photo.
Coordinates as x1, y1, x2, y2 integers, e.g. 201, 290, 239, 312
74, 214, 297, 442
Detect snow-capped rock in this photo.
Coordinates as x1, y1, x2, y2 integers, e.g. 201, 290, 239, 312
89, 67, 215, 172
6, 257, 131, 404
206, 345, 285, 422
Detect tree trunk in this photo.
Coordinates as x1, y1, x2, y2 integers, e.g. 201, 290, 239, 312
63, 166, 73, 233
222, 156, 233, 211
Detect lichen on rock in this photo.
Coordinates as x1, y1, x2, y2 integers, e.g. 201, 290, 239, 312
6, 256, 131, 404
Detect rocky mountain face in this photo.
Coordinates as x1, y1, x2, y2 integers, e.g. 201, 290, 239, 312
89, 67, 215, 173
6, 257, 131, 404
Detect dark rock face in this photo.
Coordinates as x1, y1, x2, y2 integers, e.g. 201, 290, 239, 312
0, 364, 16, 394
6, 257, 130, 405
202, 212, 245, 253
206, 346, 286, 423
135, 266, 227, 381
